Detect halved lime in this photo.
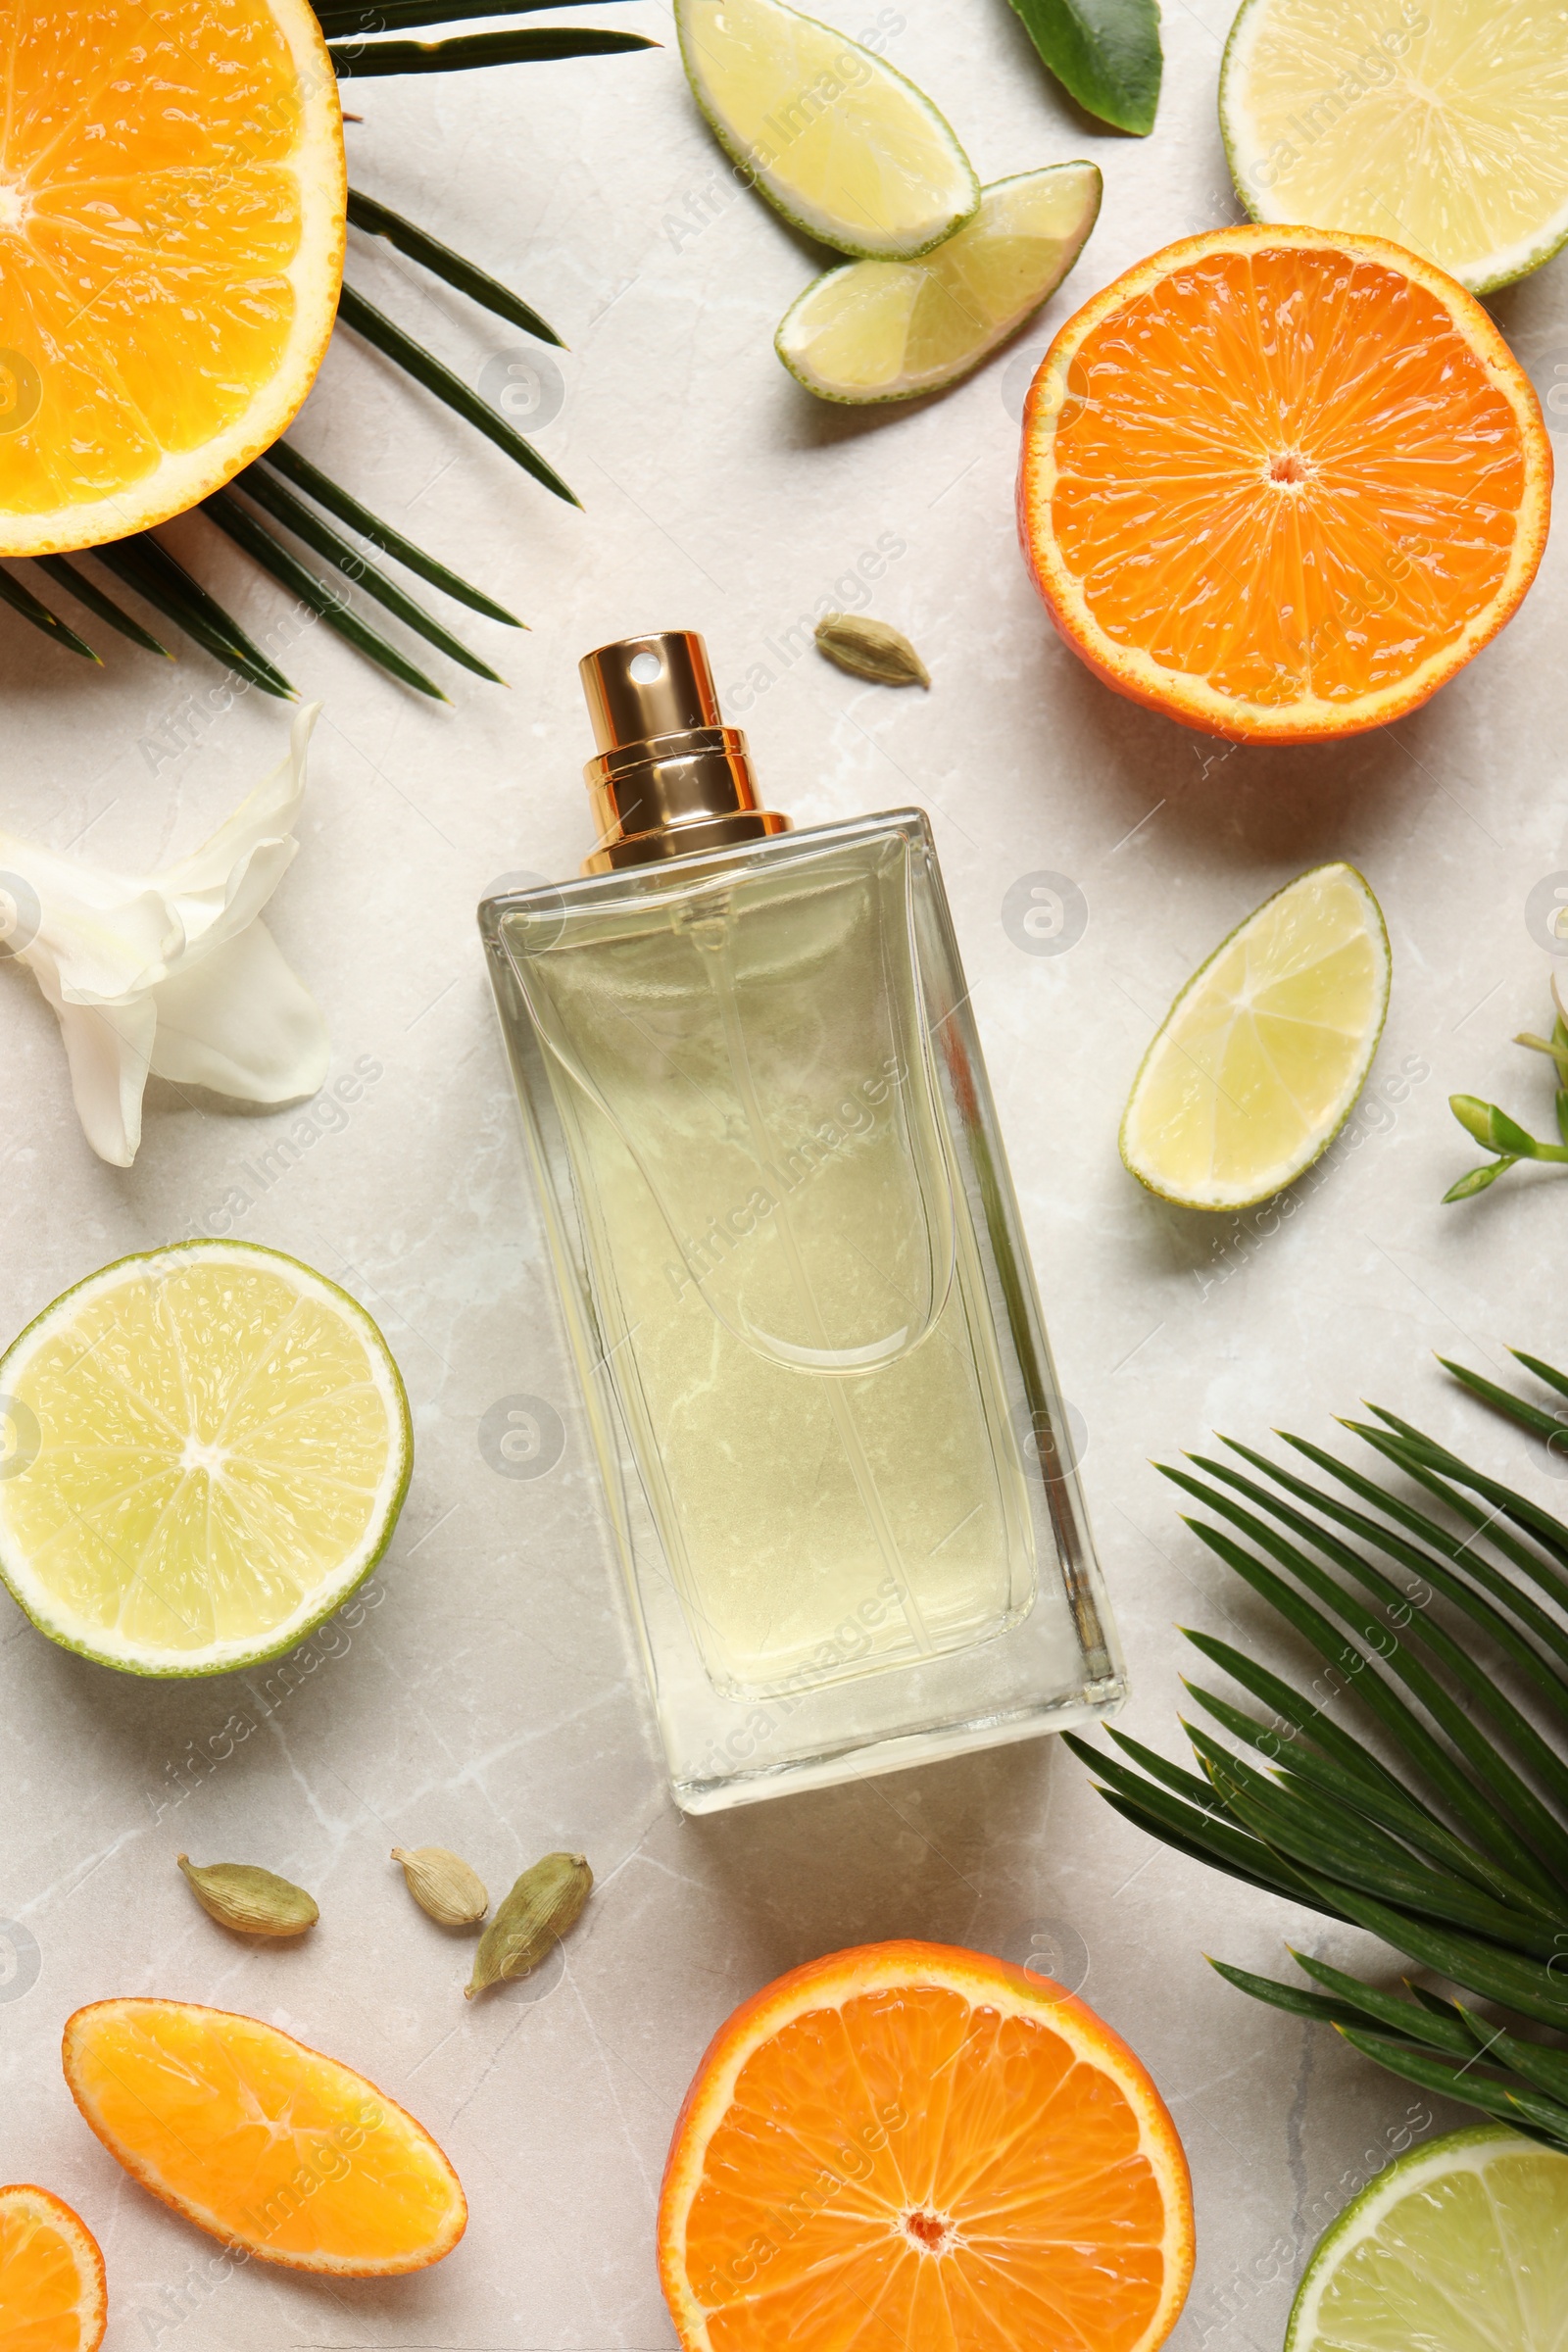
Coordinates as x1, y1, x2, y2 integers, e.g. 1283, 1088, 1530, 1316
1120, 862, 1391, 1211
1288, 2124, 1568, 2350
675, 0, 978, 259
776, 165, 1101, 403
1221, 0, 1568, 295
0, 1241, 411, 1676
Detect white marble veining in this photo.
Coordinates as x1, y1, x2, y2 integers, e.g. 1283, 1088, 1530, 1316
2, 2, 1566, 2344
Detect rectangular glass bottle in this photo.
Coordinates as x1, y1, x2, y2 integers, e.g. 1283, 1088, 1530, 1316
480, 631, 1124, 1810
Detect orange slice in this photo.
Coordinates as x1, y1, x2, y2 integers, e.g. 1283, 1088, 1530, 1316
63, 1998, 466, 2277
0, 0, 346, 556
0, 2184, 107, 2351
1018, 226, 1551, 743
659, 1939, 1195, 2352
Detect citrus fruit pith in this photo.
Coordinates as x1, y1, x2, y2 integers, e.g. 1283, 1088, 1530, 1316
1018, 226, 1550, 742
0, 1240, 412, 1678
659, 1939, 1195, 2352
0, 2183, 107, 2352
63, 1997, 466, 2276
0, 0, 345, 555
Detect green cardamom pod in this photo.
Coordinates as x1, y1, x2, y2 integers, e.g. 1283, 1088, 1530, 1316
465, 1851, 591, 1999
392, 1844, 488, 1928
814, 613, 930, 688
177, 1854, 318, 1937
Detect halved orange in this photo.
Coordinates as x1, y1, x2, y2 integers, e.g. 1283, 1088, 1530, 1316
0, 2184, 107, 2351
0, 0, 346, 556
62, 1998, 466, 2276
659, 1939, 1194, 2352
1018, 226, 1551, 743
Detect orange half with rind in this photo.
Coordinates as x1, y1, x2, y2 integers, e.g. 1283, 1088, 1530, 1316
1018, 226, 1550, 743
659, 1939, 1195, 2352
63, 1998, 466, 2277
0, 2184, 107, 2351
0, 0, 346, 555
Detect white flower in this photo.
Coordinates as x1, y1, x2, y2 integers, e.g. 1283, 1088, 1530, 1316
0, 703, 328, 1167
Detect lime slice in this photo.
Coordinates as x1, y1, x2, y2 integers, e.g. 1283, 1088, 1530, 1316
675, 0, 978, 258
1288, 2124, 1568, 2350
776, 165, 1101, 402
1221, 0, 1568, 294
1120, 862, 1391, 1211
0, 1241, 411, 1676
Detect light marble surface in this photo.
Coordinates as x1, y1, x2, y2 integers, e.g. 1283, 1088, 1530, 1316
3, 2, 1568, 2345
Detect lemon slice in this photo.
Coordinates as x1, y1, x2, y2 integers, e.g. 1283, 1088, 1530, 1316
776, 165, 1101, 402
1288, 2126, 1568, 2351
1120, 863, 1390, 1210
674, 0, 977, 258
1220, 0, 1568, 294
0, 1242, 411, 1676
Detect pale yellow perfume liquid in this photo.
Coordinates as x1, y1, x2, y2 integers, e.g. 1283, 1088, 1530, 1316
513, 837, 1037, 1699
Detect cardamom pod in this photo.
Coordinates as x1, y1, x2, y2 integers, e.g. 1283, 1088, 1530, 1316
465, 1851, 591, 1999
177, 1854, 318, 1937
814, 613, 930, 689
392, 1844, 488, 1928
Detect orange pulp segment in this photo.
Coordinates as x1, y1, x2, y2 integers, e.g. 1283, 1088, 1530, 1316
0, 0, 345, 555
0, 2184, 108, 2352
659, 1939, 1195, 2352
1018, 226, 1550, 742
63, 1998, 466, 2276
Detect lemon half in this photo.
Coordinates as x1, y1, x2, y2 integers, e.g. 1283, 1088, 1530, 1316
675, 0, 977, 258
777, 165, 1101, 402
0, 1241, 411, 1676
1120, 863, 1391, 1211
1221, 0, 1568, 294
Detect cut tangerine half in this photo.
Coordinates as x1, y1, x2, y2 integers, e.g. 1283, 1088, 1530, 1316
63, 1998, 466, 2276
0, 2184, 107, 2351
659, 1939, 1194, 2352
0, 0, 345, 555
1018, 226, 1551, 742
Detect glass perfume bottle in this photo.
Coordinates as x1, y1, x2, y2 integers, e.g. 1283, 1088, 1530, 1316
479, 631, 1125, 1810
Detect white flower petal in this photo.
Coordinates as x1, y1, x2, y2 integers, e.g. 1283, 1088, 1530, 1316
149, 918, 329, 1103
157, 703, 318, 952
0, 704, 328, 1165
25, 968, 156, 1168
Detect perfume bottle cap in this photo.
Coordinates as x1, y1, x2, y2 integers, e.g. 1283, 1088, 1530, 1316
577, 631, 791, 874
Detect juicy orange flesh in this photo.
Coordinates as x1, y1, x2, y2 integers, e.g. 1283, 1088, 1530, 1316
1050, 247, 1525, 706
684, 1985, 1170, 2352
0, 0, 307, 513
69, 2004, 461, 2265
0, 2201, 95, 2350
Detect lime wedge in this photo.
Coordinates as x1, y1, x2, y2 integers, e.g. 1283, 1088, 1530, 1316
776, 165, 1101, 402
1120, 862, 1391, 1211
1288, 2125, 1568, 2351
675, 0, 978, 258
1221, 0, 1568, 294
0, 1241, 411, 1676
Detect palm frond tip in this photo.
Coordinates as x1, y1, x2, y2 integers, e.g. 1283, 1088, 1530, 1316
1074, 1347, 1568, 2151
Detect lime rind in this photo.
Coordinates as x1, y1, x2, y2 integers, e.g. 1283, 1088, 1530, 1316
1119, 861, 1392, 1212
1219, 0, 1568, 296
0, 1239, 413, 1679
776, 164, 1102, 404
674, 0, 978, 260
1285, 2124, 1567, 2351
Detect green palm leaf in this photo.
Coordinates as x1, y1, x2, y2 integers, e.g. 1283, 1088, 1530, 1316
1073, 1348, 1568, 2153
336, 284, 579, 507
0, 17, 653, 696
346, 188, 562, 345
329, 27, 656, 74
